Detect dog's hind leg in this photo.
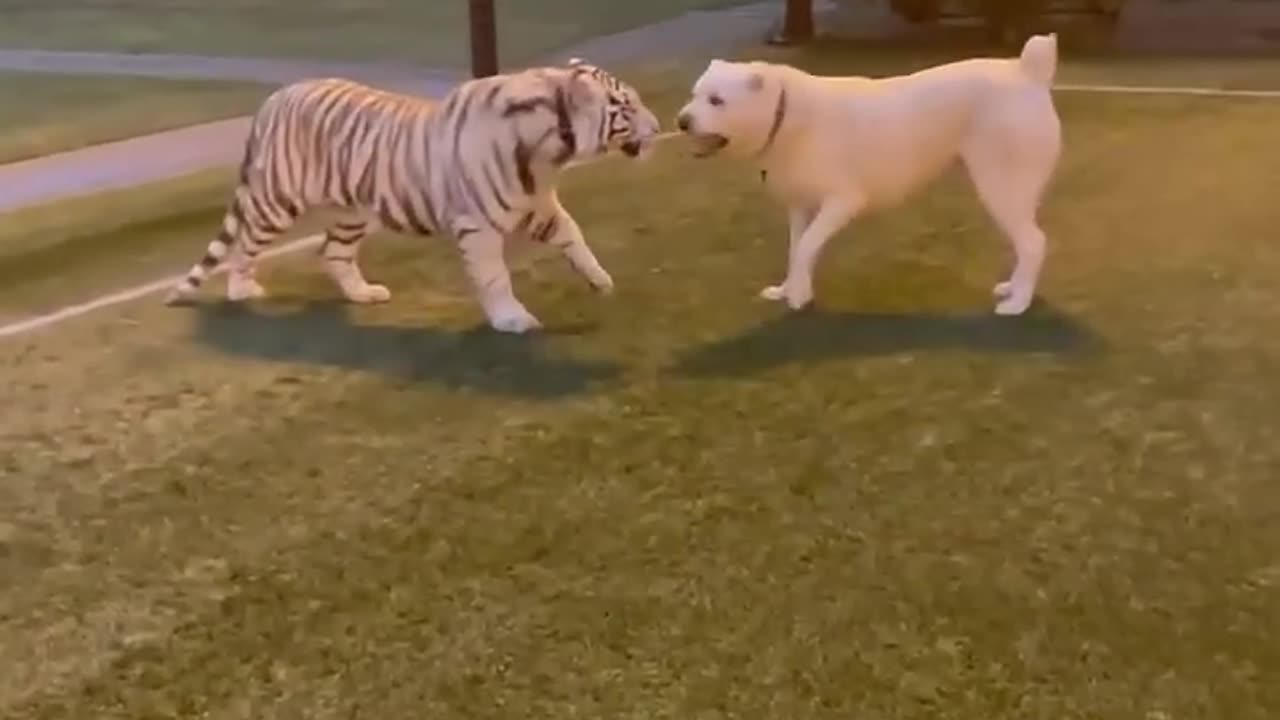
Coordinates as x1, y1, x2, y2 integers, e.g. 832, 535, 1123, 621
964, 130, 1058, 317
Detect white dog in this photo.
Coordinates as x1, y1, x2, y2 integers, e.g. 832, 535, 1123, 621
676, 34, 1062, 316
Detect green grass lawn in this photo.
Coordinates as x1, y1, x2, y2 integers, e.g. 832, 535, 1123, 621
0, 0, 748, 67
4, 49, 1280, 719
747, 37, 1280, 91
0, 72, 269, 165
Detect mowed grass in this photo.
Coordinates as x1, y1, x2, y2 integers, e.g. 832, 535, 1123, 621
5, 58, 1280, 718
746, 37, 1280, 92
0, 0, 747, 67
0, 73, 269, 165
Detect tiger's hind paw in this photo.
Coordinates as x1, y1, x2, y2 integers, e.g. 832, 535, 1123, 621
227, 277, 267, 302
346, 283, 391, 304
164, 286, 197, 306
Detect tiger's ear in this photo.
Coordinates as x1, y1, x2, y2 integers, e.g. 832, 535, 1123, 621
568, 57, 588, 68
563, 70, 598, 107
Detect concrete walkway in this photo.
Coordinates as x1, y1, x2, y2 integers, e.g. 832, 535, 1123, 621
0, 49, 463, 87
0, 1, 787, 212
0, 76, 457, 214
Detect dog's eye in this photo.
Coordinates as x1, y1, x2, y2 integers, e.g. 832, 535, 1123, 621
708, 94, 724, 107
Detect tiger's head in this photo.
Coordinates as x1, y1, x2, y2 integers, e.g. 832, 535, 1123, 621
565, 58, 661, 160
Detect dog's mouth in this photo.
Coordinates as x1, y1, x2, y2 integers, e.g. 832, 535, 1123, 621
687, 133, 728, 158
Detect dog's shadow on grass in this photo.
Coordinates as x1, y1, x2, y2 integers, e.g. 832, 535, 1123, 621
188, 301, 618, 398
672, 302, 1103, 378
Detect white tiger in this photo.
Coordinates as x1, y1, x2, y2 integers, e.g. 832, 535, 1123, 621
165, 59, 661, 333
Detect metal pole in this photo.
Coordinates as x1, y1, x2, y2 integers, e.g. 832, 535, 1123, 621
778, 0, 814, 44
469, 0, 498, 78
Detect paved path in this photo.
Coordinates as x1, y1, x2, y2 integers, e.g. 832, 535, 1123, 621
0, 49, 463, 87
0, 76, 457, 214
0, 1, 786, 212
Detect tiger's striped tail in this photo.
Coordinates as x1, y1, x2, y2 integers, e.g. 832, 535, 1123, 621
162, 202, 242, 305
164, 124, 262, 306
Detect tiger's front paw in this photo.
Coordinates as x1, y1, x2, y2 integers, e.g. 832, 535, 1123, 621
588, 269, 615, 295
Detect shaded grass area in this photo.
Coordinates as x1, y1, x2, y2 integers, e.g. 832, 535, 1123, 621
4, 59, 1280, 719
0, 0, 748, 67
0, 73, 268, 165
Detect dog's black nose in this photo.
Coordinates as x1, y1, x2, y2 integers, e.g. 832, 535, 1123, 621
676, 113, 691, 132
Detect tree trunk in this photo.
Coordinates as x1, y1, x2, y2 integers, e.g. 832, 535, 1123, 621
468, 0, 498, 78
776, 0, 814, 44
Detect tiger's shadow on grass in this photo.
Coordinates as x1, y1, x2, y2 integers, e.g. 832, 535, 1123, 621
672, 301, 1103, 377
188, 300, 618, 398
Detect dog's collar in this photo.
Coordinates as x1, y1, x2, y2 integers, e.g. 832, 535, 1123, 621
755, 85, 788, 159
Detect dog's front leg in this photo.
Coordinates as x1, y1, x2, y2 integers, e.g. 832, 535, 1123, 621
760, 205, 814, 302
761, 197, 859, 310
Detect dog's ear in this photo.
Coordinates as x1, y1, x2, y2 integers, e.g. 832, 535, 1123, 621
745, 72, 765, 92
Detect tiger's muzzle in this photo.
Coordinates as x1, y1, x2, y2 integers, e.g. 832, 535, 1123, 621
620, 105, 662, 160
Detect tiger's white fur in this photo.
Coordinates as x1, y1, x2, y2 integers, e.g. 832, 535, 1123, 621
165, 59, 661, 333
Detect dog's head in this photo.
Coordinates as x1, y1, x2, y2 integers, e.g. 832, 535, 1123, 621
675, 59, 783, 159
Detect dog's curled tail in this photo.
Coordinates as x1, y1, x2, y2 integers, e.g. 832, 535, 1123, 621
1019, 33, 1058, 87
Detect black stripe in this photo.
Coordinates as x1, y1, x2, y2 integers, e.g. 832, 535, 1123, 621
552, 87, 576, 165
247, 194, 283, 234
451, 90, 472, 151
483, 83, 502, 108
199, 229, 234, 269
398, 190, 433, 235
417, 119, 440, 231
513, 140, 535, 195
490, 140, 512, 183
480, 164, 511, 212
458, 173, 501, 233
377, 198, 406, 233
531, 215, 558, 243
502, 97, 555, 117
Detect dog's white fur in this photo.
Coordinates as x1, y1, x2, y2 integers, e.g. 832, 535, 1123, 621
676, 34, 1062, 315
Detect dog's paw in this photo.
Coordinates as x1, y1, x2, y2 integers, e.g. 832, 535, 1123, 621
992, 281, 1013, 298
489, 307, 543, 334
783, 283, 813, 310
761, 282, 812, 309
995, 293, 1033, 316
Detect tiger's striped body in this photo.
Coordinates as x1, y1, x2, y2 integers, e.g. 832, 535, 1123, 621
165, 60, 660, 333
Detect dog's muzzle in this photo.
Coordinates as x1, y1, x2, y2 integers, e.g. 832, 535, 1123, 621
687, 133, 728, 158
621, 140, 643, 157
